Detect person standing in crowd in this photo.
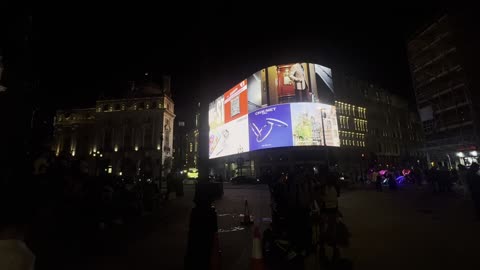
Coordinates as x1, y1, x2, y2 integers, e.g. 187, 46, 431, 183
375, 172, 383, 192
165, 171, 175, 200
0, 182, 35, 270
458, 164, 469, 198
467, 163, 480, 220
387, 171, 397, 190
319, 172, 341, 262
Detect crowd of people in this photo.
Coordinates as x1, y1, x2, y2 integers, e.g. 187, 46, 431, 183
263, 165, 351, 269
0, 152, 175, 270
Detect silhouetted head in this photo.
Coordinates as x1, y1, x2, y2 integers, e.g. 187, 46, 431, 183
470, 162, 479, 172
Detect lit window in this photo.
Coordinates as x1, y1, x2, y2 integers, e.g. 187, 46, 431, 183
189, 143, 193, 152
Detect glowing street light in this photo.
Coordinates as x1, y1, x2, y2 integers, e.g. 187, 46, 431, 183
470, 151, 478, 157
456, 152, 465, 157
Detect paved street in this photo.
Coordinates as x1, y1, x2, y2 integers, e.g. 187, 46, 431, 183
61, 183, 480, 270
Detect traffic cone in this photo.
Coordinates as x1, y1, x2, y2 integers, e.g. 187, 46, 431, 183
210, 232, 221, 270
241, 200, 253, 225
251, 226, 265, 270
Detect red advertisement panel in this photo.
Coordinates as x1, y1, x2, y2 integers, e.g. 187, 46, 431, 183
224, 80, 248, 123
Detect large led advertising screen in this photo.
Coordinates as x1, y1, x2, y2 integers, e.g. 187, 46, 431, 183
208, 62, 339, 159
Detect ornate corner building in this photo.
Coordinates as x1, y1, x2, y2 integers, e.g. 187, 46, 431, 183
53, 78, 175, 179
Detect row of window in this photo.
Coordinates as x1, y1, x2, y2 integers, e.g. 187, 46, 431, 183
338, 116, 350, 129
334, 101, 367, 119
100, 126, 170, 152
378, 143, 400, 154
56, 114, 94, 122
341, 139, 365, 147
188, 142, 198, 153
340, 131, 365, 140
354, 119, 368, 132
97, 100, 170, 112
362, 89, 392, 105
370, 128, 422, 142
339, 116, 368, 132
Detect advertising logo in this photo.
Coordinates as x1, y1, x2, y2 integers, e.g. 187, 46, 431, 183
248, 104, 293, 151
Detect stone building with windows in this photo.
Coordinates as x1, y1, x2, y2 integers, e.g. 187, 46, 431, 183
334, 74, 424, 173
53, 77, 175, 179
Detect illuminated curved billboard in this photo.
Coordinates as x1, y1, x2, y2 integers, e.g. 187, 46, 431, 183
209, 63, 339, 159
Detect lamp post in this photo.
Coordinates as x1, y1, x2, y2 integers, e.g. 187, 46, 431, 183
320, 109, 327, 146
159, 128, 164, 181
159, 123, 170, 180
361, 153, 365, 182
320, 108, 329, 166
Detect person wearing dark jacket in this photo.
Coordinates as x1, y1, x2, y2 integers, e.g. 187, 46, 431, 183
467, 163, 480, 219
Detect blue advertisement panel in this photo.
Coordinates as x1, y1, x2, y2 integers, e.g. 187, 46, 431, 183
248, 104, 293, 151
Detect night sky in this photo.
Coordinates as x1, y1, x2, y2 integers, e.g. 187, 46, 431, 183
39, 8, 439, 122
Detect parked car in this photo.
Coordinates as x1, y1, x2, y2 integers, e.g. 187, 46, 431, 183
230, 175, 260, 184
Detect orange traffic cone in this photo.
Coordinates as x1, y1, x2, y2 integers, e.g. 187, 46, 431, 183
210, 232, 221, 270
251, 226, 265, 270
241, 200, 253, 225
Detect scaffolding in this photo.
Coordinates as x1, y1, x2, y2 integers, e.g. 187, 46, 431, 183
408, 14, 476, 162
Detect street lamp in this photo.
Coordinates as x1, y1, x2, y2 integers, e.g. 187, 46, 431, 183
361, 153, 365, 182
319, 108, 329, 166
159, 123, 170, 180
320, 109, 327, 146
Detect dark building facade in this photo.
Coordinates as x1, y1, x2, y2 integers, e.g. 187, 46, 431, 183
53, 80, 175, 179
407, 12, 480, 168
173, 103, 200, 172
335, 74, 424, 169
